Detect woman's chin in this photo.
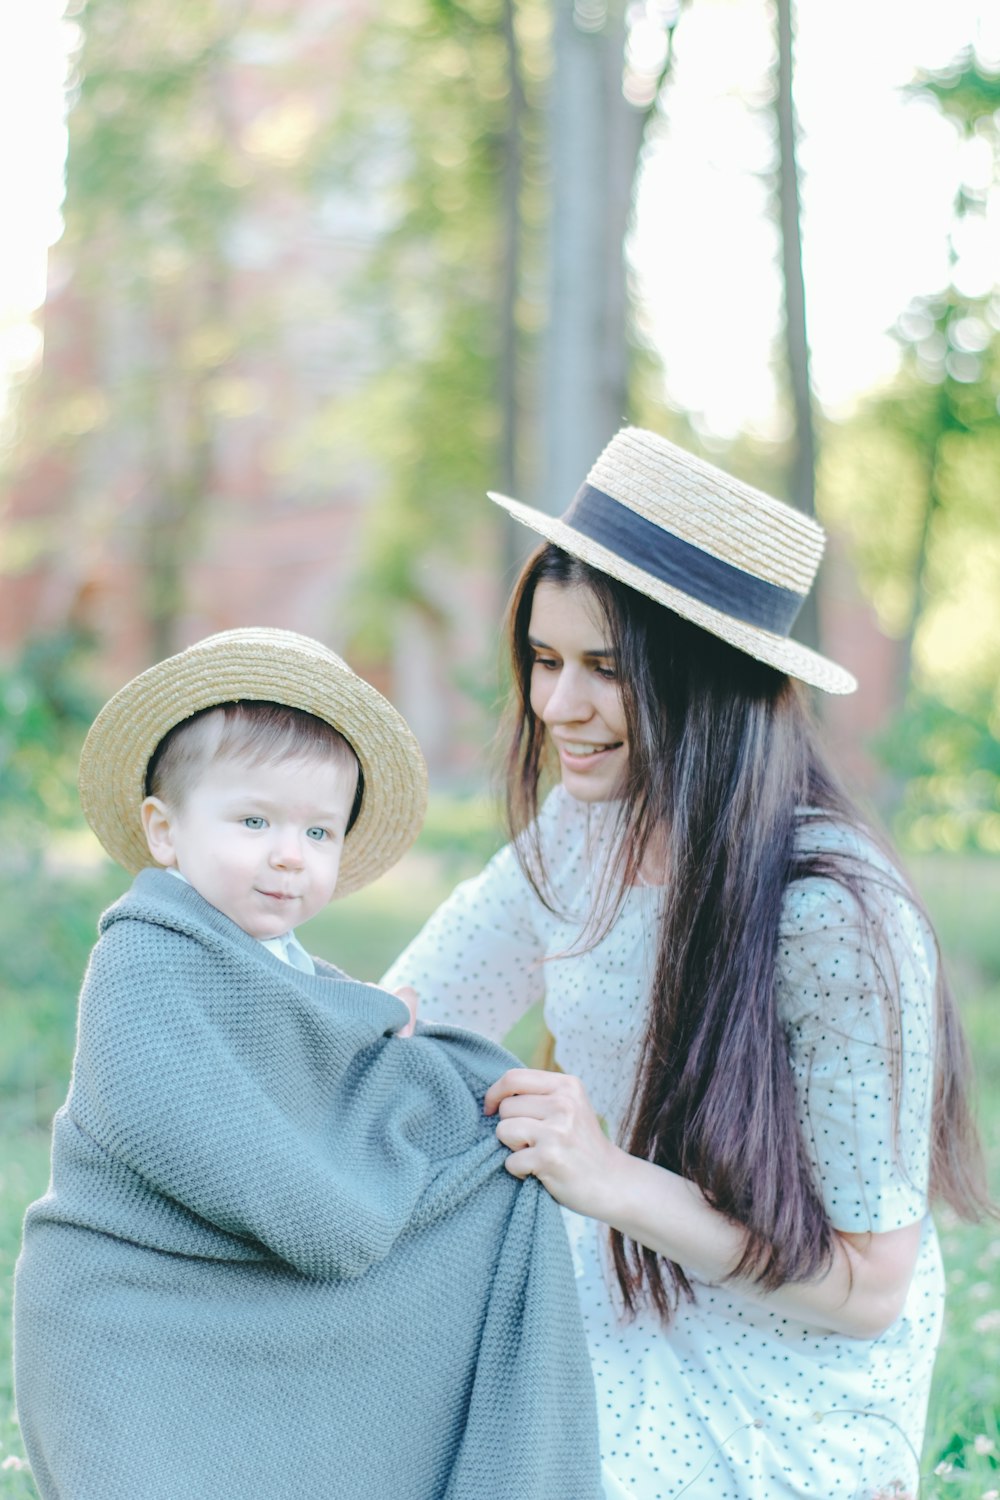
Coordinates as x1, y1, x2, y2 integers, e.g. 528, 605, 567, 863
558, 763, 627, 804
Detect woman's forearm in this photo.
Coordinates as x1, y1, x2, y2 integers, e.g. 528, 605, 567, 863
601, 1148, 922, 1340
485, 1067, 923, 1340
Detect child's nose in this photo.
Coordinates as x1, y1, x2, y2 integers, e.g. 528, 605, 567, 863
270, 832, 305, 869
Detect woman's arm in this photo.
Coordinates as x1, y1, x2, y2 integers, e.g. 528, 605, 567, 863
484, 1068, 923, 1340
381, 793, 588, 1036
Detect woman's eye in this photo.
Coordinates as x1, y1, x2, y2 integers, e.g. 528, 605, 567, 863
243, 816, 267, 830
306, 826, 328, 842
595, 664, 618, 681
532, 654, 559, 672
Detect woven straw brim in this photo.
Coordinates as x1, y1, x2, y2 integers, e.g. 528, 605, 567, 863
489, 493, 857, 695
78, 628, 428, 897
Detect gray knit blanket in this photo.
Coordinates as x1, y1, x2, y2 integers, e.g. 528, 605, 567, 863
14, 869, 602, 1500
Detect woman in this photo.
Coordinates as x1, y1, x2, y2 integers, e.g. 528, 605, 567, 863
384, 427, 987, 1499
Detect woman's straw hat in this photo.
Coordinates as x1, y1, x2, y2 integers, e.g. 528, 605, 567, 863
78, 627, 428, 897
489, 426, 857, 695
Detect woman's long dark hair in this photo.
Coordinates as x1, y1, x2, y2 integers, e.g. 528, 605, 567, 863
505, 543, 988, 1321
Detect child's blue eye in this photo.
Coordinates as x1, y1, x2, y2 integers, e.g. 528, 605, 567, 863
243, 816, 267, 830
306, 826, 328, 842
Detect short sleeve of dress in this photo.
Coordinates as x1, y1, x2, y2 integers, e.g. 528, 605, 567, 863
778, 849, 937, 1235
380, 793, 583, 1040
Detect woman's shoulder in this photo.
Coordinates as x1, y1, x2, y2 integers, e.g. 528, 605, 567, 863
782, 809, 934, 970
788, 810, 908, 908
792, 807, 891, 866
779, 814, 937, 1057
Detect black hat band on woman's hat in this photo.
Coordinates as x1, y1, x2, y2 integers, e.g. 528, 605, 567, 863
488, 426, 857, 695
565, 483, 807, 637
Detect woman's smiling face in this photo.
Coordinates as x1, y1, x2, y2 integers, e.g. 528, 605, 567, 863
527, 580, 629, 803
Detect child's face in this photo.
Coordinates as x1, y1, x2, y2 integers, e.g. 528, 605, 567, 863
141, 751, 359, 939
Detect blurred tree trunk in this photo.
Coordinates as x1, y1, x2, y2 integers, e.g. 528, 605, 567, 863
896, 448, 941, 706
7, 0, 249, 663
142, 290, 218, 662
540, 0, 646, 514
774, 0, 818, 649
140, 43, 234, 661
499, 0, 528, 578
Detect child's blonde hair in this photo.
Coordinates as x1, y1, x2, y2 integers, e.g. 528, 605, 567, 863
145, 701, 362, 826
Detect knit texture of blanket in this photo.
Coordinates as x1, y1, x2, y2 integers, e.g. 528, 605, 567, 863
14, 869, 602, 1500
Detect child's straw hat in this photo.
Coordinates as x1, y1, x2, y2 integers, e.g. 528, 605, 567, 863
489, 426, 857, 694
78, 628, 428, 897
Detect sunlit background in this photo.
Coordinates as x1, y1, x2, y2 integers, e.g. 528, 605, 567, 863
4, 1, 999, 429
0, 0, 996, 869
0, 0, 70, 424
1, 8, 1000, 1494
633, 0, 1000, 432
0, 0, 998, 843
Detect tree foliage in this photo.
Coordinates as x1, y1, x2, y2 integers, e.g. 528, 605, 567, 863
0, 631, 98, 849
314, 0, 683, 652
878, 687, 1000, 853
8, 0, 372, 661
12, 0, 255, 659
308, 0, 547, 651
820, 47, 1000, 848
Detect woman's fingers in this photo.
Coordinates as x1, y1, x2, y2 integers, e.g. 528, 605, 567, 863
496, 1091, 554, 1121
492, 1076, 582, 1168
486, 1068, 623, 1219
500, 1146, 539, 1180
483, 1066, 570, 1115
494, 1116, 541, 1152
487, 1068, 585, 1157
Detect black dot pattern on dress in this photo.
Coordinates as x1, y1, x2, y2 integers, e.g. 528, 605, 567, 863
383, 790, 943, 1498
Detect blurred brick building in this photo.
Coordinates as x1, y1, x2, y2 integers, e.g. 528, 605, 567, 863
0, 0, 506, 780
0, 0, 895, 793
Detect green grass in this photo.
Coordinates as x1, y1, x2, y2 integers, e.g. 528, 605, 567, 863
0, 833, 998, 1496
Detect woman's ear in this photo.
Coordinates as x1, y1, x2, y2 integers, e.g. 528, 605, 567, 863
141, 796, 178, 867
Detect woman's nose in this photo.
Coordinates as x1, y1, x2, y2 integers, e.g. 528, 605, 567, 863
541, 666, 592, 725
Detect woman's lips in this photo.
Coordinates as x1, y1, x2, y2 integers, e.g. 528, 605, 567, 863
554, 739, 623, 765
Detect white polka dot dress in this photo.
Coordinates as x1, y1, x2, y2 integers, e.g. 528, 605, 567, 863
382, 788, 944, 1499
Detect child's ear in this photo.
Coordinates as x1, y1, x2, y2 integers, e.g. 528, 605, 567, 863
141, 796, 178, 867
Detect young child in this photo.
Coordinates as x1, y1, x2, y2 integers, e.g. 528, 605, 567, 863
13, 628, 602, 1500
